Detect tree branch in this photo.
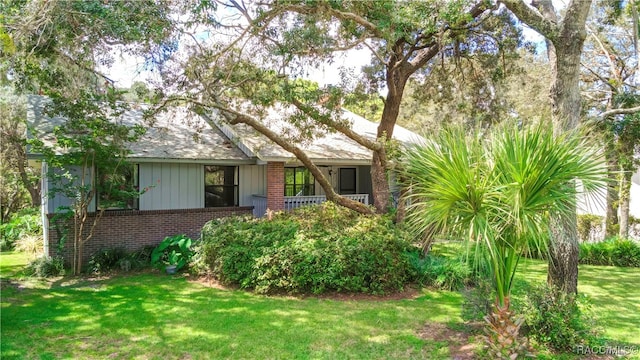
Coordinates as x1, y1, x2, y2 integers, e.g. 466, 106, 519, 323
600, 105, 640, 118
500, 0, 559, 41
217, 105, 375, 214
289, 99, 383, 152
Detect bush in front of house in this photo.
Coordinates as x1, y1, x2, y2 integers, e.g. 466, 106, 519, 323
88, 246, 156, 273
579, 237, 640, 267
25, 256, 66, 277
0, 208, 42, 251
194, 202, 415, 295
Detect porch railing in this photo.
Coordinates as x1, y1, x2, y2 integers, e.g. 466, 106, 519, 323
252, 194, 369, 218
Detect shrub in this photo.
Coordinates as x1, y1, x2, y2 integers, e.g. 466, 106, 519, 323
518, 284, 600, 352
88, 247, 129, 273
127, 245, 155, 270
407, 252, 472, 291
579, 237, 640, 267
87, 246, 155, 273
151, 234, 194, 271
194, 203, 414, 295
461, 277, 494, 322
0, 208, 42, 251
14, 234, 43, 257
25, 256, 65, 277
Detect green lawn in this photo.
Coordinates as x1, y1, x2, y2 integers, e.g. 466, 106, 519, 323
1, 251, 638, 359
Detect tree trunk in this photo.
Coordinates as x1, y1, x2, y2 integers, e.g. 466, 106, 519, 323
545, 5, 591, 293
605, 144, 619, 238
548, 211, 580, 294
370, 66, 407, 214
619, 171, 632, 239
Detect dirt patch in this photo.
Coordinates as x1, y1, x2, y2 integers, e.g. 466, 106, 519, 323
190, 275, 233, 291
417, 322, 480, 360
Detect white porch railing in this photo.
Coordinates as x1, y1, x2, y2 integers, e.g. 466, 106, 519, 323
252, 194, 369, 218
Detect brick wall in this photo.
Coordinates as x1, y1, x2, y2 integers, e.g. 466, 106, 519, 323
47, 206, 253, 266
266, 162, 284, 211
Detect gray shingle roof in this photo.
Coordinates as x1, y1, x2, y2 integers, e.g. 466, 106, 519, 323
27, 95, 422, 164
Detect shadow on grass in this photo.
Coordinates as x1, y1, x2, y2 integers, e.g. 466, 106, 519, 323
1, 272, 465, 359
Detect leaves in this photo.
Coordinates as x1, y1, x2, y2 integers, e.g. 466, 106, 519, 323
400, 121, 607, 306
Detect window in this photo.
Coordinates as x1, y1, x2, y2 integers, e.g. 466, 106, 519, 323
339, 168, 357, 194
205, 166, 238, 207
97, 164, 139, 210
285, 167, 315, 196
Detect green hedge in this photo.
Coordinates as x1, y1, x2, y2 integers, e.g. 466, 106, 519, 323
579, 238, 640, 267
194, 202, 415, 295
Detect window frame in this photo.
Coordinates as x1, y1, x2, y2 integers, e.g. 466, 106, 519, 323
96, 163, 140, 211
284, 167, 315, 196
204, 165, 239, 207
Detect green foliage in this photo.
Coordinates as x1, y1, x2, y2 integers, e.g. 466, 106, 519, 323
151, 234, 194, 271
577, 214, 604, 242
518, 284, 600, 352
194, 202, 414, 295
462, 277, 494, 322
88, 248, 128, 274
401, 122, 606, 308
88, 246, 154, 273
406, 252, 472, 291
27, 92, 147, 275
24, 256, 65, 278
0, 207, 41, 251
579, 238, 640, 267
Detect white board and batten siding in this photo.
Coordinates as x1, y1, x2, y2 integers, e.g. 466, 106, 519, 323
238, 164, 266, 207
138, 163, 267, 211
139, 163, 204, 210
44, 164, 96, 214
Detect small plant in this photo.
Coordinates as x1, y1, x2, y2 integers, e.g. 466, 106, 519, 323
25, 256, 66, 278
151, 234, 193, 271
518, 284, 600, 352
14, 234, 44, 258
88, 247, 128, 273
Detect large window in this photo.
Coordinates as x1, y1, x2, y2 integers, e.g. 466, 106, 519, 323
205, 166, 238, 207
285, 167, 315, 196
97, 164, 139, 210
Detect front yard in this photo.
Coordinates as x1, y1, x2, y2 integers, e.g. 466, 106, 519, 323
1, 251, 639, 359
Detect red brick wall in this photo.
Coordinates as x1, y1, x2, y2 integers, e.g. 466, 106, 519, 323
47, 207, 252, 266
266, 162, 284, 211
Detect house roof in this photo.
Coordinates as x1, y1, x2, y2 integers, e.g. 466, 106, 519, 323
27, 96, 251, 163
207, 106, 423, 164
26, 95, 422, 165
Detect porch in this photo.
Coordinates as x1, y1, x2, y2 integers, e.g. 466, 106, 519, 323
252, 194, 370, 217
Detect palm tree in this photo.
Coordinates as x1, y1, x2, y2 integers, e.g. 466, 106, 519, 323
400, 123, 606, 358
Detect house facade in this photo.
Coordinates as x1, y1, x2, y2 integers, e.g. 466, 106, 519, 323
27, 96, 421, 264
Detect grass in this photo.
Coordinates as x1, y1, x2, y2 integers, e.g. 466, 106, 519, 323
1, 251, 463, 359
1, 250, 639, 359
516, 259, 640, 347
